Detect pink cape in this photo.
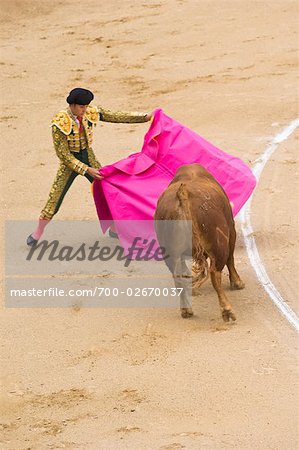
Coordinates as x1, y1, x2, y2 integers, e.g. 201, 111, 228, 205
93, 109, 256, 251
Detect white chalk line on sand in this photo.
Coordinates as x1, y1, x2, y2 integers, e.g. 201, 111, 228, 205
238, 118, 299, 332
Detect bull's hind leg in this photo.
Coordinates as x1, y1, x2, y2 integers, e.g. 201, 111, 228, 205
179, 258, 193, 318
210, 270, 236, 322
167, 257, 193, 318
226, 227, 245, 290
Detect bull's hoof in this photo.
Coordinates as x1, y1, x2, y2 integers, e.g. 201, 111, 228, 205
230, 279, 245, 290
222, 309, 236, 322
181, 308, 194, 318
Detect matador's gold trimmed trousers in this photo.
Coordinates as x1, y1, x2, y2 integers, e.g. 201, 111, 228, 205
40, 149, 93, 220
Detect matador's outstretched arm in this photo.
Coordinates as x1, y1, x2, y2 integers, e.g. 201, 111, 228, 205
98, 107, 151, 123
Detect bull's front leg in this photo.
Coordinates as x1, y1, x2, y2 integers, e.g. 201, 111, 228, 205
227, 255, 245, 291
227, 228, 245, 290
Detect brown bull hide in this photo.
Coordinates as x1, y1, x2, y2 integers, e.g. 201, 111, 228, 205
154, 163, 245, 321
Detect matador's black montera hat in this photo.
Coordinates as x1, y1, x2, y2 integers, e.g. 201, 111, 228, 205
66, 88, 94, 105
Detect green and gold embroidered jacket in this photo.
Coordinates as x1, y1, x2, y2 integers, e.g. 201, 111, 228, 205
51, 106, 148, 176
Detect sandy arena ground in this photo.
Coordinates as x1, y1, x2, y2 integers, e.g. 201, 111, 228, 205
0, 1, 298, 449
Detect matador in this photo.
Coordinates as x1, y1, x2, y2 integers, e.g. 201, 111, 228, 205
27, 88, 151, 246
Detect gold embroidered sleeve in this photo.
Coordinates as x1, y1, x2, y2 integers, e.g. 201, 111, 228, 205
52, 126, 88, 176
87, 147, 101, 169
98, 107, 149, 123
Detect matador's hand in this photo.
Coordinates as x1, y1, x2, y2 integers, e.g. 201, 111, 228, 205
87, 167, 103, 180
146, 112, 153, 121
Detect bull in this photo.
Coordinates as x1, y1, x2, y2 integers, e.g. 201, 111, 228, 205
154, 163, 245, 321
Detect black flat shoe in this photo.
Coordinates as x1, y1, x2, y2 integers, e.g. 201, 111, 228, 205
27, 234, 38, 247
108, 229, 118, 239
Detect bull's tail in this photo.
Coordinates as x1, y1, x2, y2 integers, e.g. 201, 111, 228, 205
176, 183, 210, 290
192, 258, 210, 291
176, 183, 188, 201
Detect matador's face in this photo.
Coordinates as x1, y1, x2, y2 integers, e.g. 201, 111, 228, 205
70, 104, 88, 118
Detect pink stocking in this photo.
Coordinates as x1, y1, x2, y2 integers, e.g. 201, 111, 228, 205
31, 218, 50, 240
